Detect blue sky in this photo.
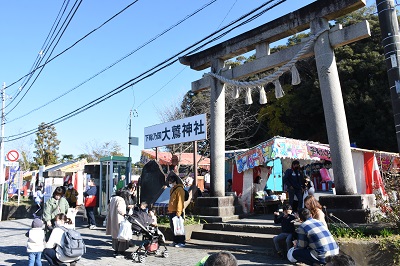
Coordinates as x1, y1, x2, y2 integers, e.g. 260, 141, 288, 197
0, 0, 371, 164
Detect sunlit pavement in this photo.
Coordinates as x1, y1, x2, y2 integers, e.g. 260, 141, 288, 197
0, 215, 294, 266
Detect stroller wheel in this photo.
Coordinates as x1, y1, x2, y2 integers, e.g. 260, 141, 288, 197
139, 255, 146, 263
162, 251, 169, 258
131, 252, 138, 260
155, 249, 162, 256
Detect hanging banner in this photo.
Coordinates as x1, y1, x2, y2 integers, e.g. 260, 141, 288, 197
273, 138, 309, 159
144, 114, 207, 148
235, 147, 264, 173
307, 143, 331, 161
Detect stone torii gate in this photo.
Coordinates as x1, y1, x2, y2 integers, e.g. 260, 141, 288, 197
180, 0, 370, 220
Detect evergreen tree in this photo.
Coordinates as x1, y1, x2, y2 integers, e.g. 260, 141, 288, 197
33, 122, 61, 167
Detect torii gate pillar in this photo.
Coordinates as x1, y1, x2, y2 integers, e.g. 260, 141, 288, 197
209, 59, 226, 197
312, 18, 357, 195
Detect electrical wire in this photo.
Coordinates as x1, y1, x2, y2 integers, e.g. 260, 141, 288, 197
9, 0, 71, 101
3, 0, 141, 100
5, 0, 284, 139
5, 0, 83, 115
6, 0, 217, 124
133, 0, 238, 112
4, 0, 287, 141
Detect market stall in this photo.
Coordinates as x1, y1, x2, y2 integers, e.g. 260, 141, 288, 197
229, 136, 396, 213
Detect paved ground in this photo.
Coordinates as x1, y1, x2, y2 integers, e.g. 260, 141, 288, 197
0, 215, 293, 266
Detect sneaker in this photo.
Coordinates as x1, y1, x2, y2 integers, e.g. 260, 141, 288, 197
169, 242, 176, 247
89, 225, 97, 230
115, 254, 124, 259
174, 243, 185, 248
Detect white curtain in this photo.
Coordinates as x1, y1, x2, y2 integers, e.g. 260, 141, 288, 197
351, 151, 366, 194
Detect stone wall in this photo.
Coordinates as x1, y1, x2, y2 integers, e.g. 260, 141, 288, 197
338, 239, 396, 265
1, 205, 36, 220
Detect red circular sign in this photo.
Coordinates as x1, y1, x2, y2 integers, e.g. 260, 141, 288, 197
7, 150, 19, 162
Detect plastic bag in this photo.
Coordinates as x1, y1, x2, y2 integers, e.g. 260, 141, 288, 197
118, 219, 132, 240
172, 216, 185, 236
287, 247, 297, 263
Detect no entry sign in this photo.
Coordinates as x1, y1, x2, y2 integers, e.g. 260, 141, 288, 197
6, 150, 19, 162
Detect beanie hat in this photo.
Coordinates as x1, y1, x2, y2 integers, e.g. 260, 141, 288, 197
32, 218, 43, 228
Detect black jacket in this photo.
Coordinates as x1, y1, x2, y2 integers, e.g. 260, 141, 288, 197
274, 213, 296, 234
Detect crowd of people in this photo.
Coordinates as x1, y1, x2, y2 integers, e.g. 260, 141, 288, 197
26, 180, 89, 266
269, 160, 355, 265
25, 165, 356, 266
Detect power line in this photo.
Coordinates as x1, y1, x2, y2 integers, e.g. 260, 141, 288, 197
10, 0, 71, 101
5, 0, 83, 115
134, 0, 238, 111
6, 0, 217, 124
4, 0, 287, 142
3, 0, 141, 99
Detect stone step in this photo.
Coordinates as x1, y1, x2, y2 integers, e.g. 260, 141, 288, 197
191, 229, 275, 247
187, 238, 275, 255
198, 215, 240, 223
203, 222, 281, 235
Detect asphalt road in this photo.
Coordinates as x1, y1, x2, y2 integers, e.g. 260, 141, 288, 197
0, 215, 293, 266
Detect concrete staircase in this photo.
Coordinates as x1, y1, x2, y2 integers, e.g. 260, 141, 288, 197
187, 214, 281, 253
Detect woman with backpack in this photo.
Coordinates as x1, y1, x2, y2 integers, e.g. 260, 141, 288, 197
43, 213, 80, 266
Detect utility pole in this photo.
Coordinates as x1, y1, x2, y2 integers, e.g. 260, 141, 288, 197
128, 109, 132, 183
0, 83, 6, 221
376, 0, 400, 152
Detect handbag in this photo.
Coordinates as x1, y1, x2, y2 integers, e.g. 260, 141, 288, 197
84, 195, 97, 207
117, 219, 132, 241
172, 216, 185, 236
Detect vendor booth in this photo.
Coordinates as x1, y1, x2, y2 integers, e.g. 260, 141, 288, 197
99, 156, 130, 215
42, 159, 87, 204
229, 136, 399, 213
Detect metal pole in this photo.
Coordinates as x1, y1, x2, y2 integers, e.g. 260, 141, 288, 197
0, 83, 5, 221
128, 109, 132, 183
376, 0, 400, 152
193, 140, 198, 189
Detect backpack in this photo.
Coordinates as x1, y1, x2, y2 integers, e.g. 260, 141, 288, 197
184, 189, 189, 201
172, 186, 189, 201
59, 227, 86, 258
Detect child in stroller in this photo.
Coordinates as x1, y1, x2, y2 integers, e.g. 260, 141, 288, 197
125, 208, 168, 263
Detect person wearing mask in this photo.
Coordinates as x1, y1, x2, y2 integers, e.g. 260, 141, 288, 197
273, 204, 296, 257
106, 189, 130, 258
42, 187, 69, 238
283, 160, 304, 211
167, 171, 185, 248
65, 183, 79, 208
83, 178, 97, 229
127, 182, 137, 207
43, 213, 78, 266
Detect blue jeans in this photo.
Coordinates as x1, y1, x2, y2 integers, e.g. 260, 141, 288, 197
86, 207, 96, 226
292, 248, 324, 265
288, 188, 303, 211
273, 233, 293, 253
28, 252, 42, 266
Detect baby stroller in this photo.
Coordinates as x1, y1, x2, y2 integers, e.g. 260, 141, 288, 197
125, 210, 168, 263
